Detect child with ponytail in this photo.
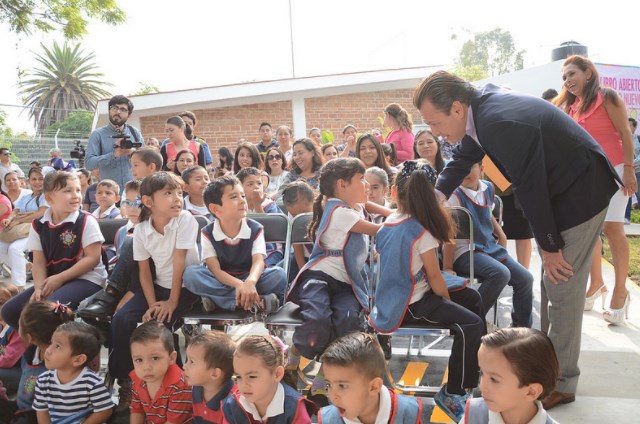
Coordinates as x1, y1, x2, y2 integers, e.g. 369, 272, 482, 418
223, 335, 315, 423
370, 160, 485, 423
285, 157, 382, 406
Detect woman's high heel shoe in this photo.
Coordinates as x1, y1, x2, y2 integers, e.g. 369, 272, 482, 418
603, 292, 630, 325
584, 285, 607, 311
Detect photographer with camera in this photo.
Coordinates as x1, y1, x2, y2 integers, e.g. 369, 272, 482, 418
86, 95, 144, 190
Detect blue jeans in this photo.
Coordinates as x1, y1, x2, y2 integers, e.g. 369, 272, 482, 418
624, 171, 640, 220
183, 264, 286, 310
454, 252, 533, 327
1, 280, 102, 329
289, 270, 364, 359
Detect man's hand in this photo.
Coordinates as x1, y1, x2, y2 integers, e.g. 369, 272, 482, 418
541, 249, 573, 284
113, 140, 133, 157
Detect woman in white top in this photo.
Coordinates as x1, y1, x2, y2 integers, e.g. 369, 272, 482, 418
264, 147, 289, 197
3, 171, 31, 205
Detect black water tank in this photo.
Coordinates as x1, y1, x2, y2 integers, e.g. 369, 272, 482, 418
552, 41, 588, 61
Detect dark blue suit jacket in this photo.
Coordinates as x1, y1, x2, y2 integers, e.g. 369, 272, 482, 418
435, 84, 619, 252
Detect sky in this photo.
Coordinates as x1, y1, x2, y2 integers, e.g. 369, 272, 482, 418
1, 0, 638, 134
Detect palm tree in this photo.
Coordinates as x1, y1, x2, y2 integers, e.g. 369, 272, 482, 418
19, 41, 111, 134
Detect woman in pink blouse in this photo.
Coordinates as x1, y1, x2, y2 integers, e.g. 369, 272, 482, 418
555, 55, 637, 325
383, 103, 415, 163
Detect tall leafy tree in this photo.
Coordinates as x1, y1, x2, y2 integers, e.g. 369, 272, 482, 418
0, 0, 125, 39
19, 41, 111, 134
455, 27, 525, 79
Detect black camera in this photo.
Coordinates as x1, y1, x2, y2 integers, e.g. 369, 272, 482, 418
70, 139, 86, 160
110, 134, 143, 149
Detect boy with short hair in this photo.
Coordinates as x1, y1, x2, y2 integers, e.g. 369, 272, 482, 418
129, 321, 192, 423
319, 332, 422, 424
130, 146, 163, 180
237, 167, 283, 267
92, 179, 122, 219
182, 166, 211, 216
33, 321, 114, 424
182, 175, 286, 313
443, 162, 534, 328
183, 330, 239, 423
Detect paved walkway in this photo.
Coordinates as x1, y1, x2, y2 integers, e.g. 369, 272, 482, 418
624, 222, 640, 236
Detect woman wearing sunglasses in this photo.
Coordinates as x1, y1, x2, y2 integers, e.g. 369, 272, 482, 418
264, 147, 289, 197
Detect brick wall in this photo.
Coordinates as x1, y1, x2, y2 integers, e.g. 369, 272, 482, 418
304, 89, 419, 142
139, 88, 420, 156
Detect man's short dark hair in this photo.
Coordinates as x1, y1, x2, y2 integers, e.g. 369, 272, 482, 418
179, 111, 197, 125
0, 148, 9, 155
130, 321, 174, 354
204, 175, 241, 207
259, 122, 272, 131
542, 88, 559, 101
413, 70, 475, 113
108, 95, 134, 113
56, 322, 102, 367
629, 117, 637, 127
320, 332, 386, 380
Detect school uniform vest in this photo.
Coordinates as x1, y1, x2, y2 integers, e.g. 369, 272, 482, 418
201, 218, 263, 276
370, 217, 427, 333
32, 211, 88, 277
464, 398, 556, 424
222, 383, 315, 424
286, 199, 370, 311
192, 380, 238, 424
452, 183, 507, 261
319, 388, 421, 424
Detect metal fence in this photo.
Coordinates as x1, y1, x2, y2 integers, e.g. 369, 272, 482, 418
0, 136, 88, 174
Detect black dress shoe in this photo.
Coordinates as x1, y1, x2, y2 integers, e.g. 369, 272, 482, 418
77, 286, 122, 319
377, 334, 393, 360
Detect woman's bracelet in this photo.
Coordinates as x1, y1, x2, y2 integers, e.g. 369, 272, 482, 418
624, 164, 634, 168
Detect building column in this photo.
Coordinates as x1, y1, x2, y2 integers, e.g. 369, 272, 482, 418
291, 97, 306, 139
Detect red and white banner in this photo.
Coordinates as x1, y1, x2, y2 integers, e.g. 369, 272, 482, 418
596, 63, 640, 121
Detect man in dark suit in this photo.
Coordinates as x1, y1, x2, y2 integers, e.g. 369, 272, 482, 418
413, 71, 619, 410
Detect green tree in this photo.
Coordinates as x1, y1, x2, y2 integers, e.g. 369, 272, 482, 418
0, 109, 13, 137
455, 27, 525, 78
0, 0, 125, 39
43, 110, 93, 138
133, 82, 160, 95
19, 41, 111, 135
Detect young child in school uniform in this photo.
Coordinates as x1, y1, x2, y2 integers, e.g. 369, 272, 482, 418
129, 321, 192, 424
443, 162, 534, 328
0, 301, 74, 423
223, 335, 315, 423
319, 332, 422, 424
1, 171, 106, 329
91, 179, 121, 219
370, 161, 485, 423
129, 146, 163, 181
281, 181, 315, 281
183, 330, 239, 423
183, 175, 286, 312
77, 147, 163, 319
364, 166, 390, 224
237, 167, 283, 267
285, 158, 382, 405
33, 322, 113, 423
461, 328, 559, 424
182, 166, 211, 216
109, 172, 200, 412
